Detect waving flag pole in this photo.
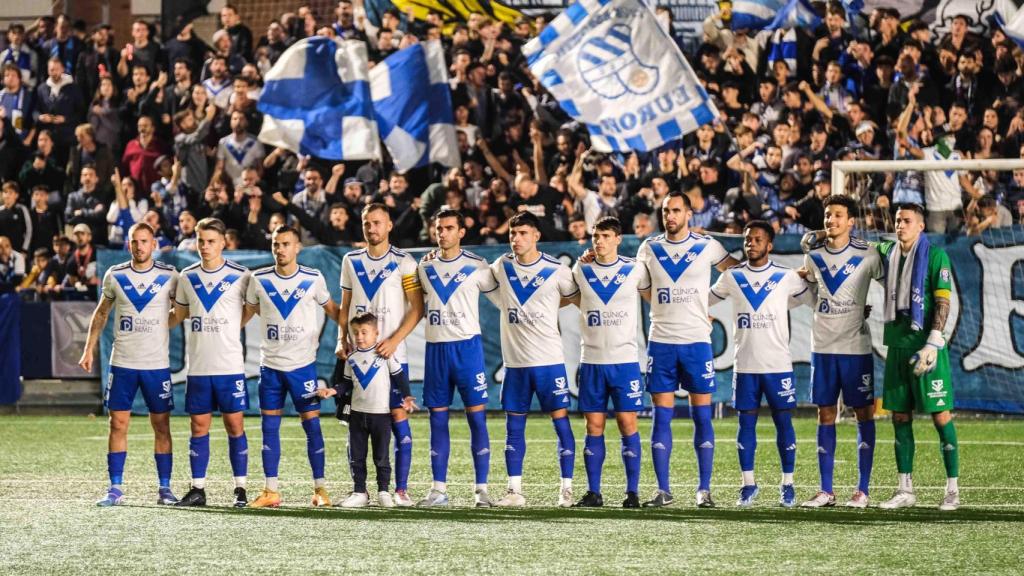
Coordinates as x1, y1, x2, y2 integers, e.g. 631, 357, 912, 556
524, 0, 718, 153
258, 36, 380, 161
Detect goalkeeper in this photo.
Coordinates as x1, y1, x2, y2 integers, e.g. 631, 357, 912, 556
875, 203, 960, 511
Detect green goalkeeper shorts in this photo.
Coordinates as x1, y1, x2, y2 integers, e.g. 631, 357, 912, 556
883, 347, 954, 414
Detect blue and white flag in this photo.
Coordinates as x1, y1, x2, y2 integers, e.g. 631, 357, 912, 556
258, 36, 380, 160
732, 0, 819, 31
524, 0, 718, 153
766, 28, 798, 78
995, 0, 1024, 51
369, 40, 460, 171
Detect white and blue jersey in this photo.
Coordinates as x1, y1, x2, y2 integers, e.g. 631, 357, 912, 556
345, 348, 404, 415
637, 232, 730, 345
175, 260, 250, 375
710, 261, 810, 410
175, 259, 251, 414
480, 253, 578, 412
245, 265, 331, 372
341, 246, 420, 366
573, 257, 648, 413
804, 238, 883, 408
418, 250, 492, 409
101, 260, 177, 412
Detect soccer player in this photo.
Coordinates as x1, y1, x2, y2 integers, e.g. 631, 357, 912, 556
170, 218, 254, 507
709, 220, 811, 508
479, 211, 579, 507
80, 222, 178, 506
243, 225, 339, 508
798, 196, 883, 508
637, 191, 737, 507
416, 209, 494, 507
338, 203, 424, 507
875, 203, 960, 511
568, 216, 650, 508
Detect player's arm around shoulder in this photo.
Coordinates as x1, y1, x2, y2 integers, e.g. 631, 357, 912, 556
788, 267, 814, 309
169, 269, 190, 328
557, 258, 579, 307
709, 262, 738, 305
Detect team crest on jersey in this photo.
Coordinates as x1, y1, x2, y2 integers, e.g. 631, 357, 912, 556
843, 263, 857, 276
219, 280, 232, 292
614, 273, 626, 284
530, 275, 546, 288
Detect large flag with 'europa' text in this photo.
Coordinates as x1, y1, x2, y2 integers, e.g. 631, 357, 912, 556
258, 36, 380, 161
370, 40, 460, 172
523, 0, 718, 153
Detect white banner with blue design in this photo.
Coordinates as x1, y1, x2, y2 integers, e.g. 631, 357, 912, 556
369, 40, 460, 171
523, 0, 718, 153
257, 36, 380, 161
995, 0, 1024, 51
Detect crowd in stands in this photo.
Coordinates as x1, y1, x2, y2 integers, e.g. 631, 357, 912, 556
0, 1, 1021, 299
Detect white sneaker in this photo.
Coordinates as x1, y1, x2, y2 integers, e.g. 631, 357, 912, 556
845, 490, 869, 509
417, 489, 449, 507
474, 488, 494, 508
938, 490, 960, 511
800, 491, 836, 508
393, 489, 414, 507
496, 489, 526, 507
340, 492, 369, 508
557, 486, 573, 508
879, 490, 917, 510
377, 491, 395, 508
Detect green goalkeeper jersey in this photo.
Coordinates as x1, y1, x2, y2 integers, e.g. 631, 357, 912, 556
877, 240, 953, 350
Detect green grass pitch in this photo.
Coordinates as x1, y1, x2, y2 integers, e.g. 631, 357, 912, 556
1, 414, 1022, 575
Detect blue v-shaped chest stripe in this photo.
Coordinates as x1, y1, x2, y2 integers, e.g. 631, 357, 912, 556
809, 254, 863, 295
352, 259, 398, 301
650, 241, 706, 282
424, 264, 478, 305
581, 264, 633, 305
259, 277, 315, 319
187, 272, 241, 312
503, 260, 557, 306
732, 270, 787, 311
348, 356, 385, 390
115, 273, 171, 313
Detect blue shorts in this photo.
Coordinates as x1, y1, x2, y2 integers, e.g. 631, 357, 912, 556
501, 364, 571, 413
388, 362, 410, 412
646, 341, 716, 394
105, 366, 174, 413
732, 372, 798, 411
186, 374, 249, 415
423, 336, 489, 409
577, 363, 646, 413
811, 353, 874, 408
258, 363, 321, 413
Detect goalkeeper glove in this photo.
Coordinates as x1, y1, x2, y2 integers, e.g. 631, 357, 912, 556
910, 330, 945, 376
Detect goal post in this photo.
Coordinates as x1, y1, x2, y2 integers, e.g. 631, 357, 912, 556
831, 158, 1024, 197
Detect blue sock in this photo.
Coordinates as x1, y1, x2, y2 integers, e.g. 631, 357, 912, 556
737, 412, 758, 474
584, 434, 605, 494
621, 433, 641, 494
154, 453, 172, 489
651, 406, 674, 492
692, 405, 715, 491
817, 423, 837, 493
429, 410, 451, 483
392, 419, 412, 491
773, 410, 796, 475
261, 415, 282, 479
504, 413, 527, 477
228, 433, 248, 478
552, 416, 575, 479
466, 410, 490, 485
108, 451, 126, 486
857, 419, 876, 494
302, 417, 325, 480
189, 434, 210, 482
